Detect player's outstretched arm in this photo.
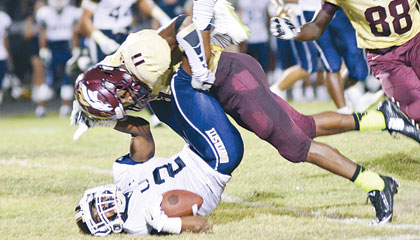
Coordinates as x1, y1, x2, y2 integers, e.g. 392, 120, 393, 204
295, 7, 334, 41
271, 3, 336, 41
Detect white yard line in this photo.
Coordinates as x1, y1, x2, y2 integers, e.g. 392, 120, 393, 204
0, 158, 112, 175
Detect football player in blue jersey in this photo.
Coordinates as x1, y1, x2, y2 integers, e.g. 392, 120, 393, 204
35, 0, 81, 117
79, 0, 170, 63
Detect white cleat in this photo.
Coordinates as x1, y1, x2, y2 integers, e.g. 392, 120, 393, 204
211, 0, 250, 48
354, 90, 384, 112
35, 105, 47, 118
60, 105, 71, 118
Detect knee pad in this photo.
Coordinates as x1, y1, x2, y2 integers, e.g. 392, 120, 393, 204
60, 85, 74, 101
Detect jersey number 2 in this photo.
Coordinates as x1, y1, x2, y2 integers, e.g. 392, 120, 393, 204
364, 0, 412, 36
152, 157, 186, 185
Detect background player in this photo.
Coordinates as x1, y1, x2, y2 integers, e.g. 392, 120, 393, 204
35, 0, 81, 117
79, 0, 170, 63
270, 0, 420, 124
0, 9, 12, 106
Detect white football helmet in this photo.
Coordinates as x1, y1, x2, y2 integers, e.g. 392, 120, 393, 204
48, 0, 70, 11
74, 185, 126, 236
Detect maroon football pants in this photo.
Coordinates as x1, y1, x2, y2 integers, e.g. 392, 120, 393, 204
367, 32, 420, 124
211, 52, 316, 163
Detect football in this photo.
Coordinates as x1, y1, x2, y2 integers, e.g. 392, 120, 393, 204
161, 190, 203, 217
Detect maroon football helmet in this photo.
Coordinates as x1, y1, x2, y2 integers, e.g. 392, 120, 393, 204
75, 65, 152, 120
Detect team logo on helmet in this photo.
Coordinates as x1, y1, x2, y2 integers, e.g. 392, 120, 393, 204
75, 65, 151, 120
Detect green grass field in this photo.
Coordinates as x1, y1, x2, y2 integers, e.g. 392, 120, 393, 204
1, 101, 420, 240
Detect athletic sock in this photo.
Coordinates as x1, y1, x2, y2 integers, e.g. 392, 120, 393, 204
352, 110, 386, 131
350, 165, 385, 192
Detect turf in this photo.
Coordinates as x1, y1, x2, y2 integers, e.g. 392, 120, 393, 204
1, 101, 419, 240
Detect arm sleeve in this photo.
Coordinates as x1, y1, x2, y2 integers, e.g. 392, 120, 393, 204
322, 2, 339, 16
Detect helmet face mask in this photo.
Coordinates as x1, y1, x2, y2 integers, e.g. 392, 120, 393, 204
74, 185, 126, 236
75, 65, 152, 120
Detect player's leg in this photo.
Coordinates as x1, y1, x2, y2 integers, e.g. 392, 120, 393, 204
56, 41, 74, 118
368, 50, 420, 123
306, 140, 398, 224
313, 20, 348, 112
213, 52, 397, 222
407, 33, 420, 123
170, 67, 244, 175
213, 52, 313, 163
0, 60, 6, 104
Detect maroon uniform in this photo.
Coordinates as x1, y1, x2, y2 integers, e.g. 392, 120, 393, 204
211, 52, 316, 163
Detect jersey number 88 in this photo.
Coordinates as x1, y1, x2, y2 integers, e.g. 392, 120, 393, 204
364, 0, 412, 37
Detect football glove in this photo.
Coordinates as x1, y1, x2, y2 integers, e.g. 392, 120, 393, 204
144, 195, 168, 232
191, 69, 216, 91
70, 100, 117, 140
39, 47, 52, 66
91, 30, 120, 55
270, 17, 300, 40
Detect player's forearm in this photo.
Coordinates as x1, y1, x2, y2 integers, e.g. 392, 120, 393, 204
115, 116, 151, 137
180, 216, 212, 233
295, 10, 333, 41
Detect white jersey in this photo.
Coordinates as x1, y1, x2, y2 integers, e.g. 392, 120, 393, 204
36, 5, 81, 41
81, 0, 137, 33
0, 11, 11, 60
113, 145, 231, 235
299, 0, 322, 12
238, 0, 270, 43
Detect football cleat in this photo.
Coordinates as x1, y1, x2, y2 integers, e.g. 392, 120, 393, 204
378, 98, 420, 143
35, 105, 47, 118
210, 0, 250, 48
368, 176, 398, 224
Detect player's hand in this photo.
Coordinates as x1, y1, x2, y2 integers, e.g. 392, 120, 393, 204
91, 30, 120, 55
39, 47, 52, 66
144, 195, 168, 232
70, 100, 91, 140
191, 69, 215, 91
270, 17, 300, 40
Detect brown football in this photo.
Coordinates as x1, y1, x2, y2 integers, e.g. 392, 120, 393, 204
161, 190, 203, 217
